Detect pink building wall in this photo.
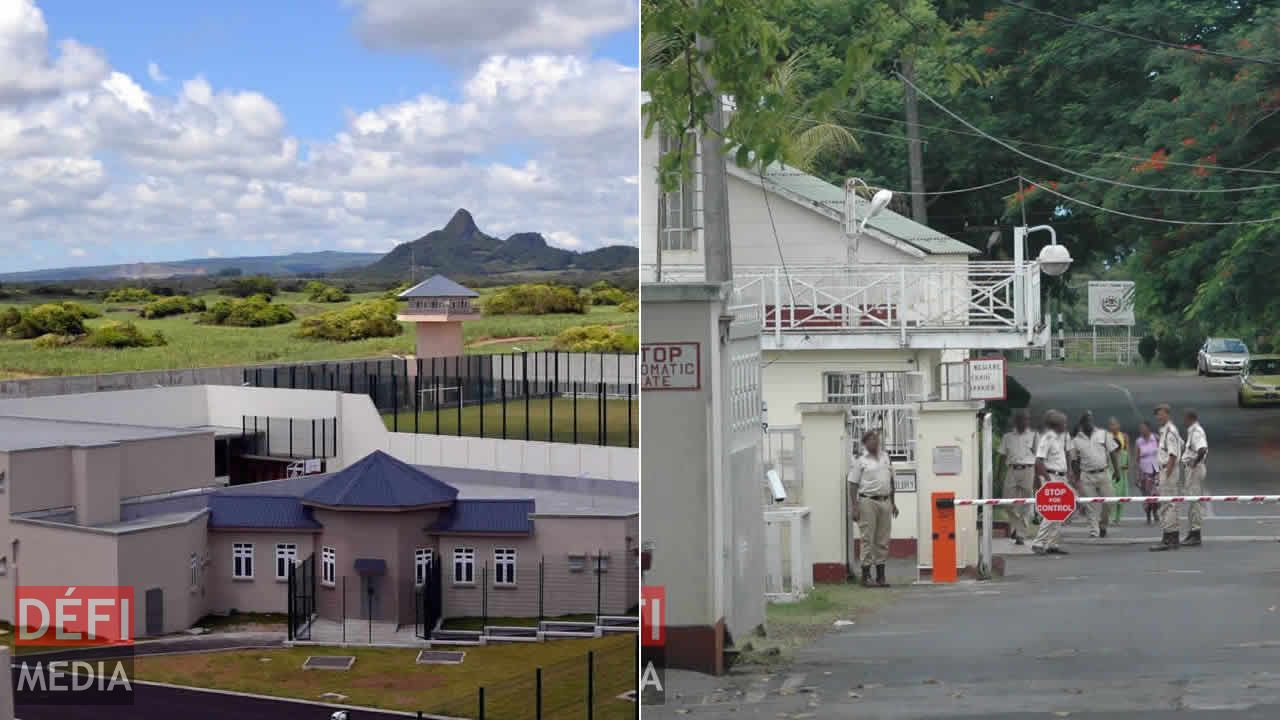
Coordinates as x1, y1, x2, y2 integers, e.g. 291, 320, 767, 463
414, 321, 465, 359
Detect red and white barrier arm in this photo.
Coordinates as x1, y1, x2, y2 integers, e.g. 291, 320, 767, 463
939, 495, 1280, 508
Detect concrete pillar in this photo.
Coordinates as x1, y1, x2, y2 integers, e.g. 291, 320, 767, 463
72, 444, 122, 527
640, 282, 765, 675
796, 404, 849, 582
914, 400, 984, 577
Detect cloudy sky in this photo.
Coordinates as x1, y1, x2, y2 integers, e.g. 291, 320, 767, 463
0, 0, 639, 272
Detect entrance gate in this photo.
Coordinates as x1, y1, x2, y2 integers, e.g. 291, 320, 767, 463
287, 553, 316, 640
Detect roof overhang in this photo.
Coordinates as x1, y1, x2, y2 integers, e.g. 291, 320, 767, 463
302, 501, 454, 513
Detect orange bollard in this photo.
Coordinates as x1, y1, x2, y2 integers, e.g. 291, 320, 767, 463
932, 491, 957, 583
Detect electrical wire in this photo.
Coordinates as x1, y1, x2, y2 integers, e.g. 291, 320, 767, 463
760, 161, 1022, 196
759, 169, 797, 306
998, 0, 1280, 67
1022, 177, 1280, 226
895, 70, 1280, 193
832, 108, 1280, 176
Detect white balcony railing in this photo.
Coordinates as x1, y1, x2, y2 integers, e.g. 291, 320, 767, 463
649, 262, 1043, 343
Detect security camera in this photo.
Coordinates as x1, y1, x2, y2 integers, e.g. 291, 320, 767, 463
766, 469, 787, 503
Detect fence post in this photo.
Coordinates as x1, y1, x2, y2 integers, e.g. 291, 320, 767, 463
627, 383, 633, 448
523, 351, 530, 441
573, 382, 579, 444
596, 550, 603, 618
478, 355, 485, 439
414, 371, 420, 435
501, 353, 508, 440
392, 366, 399, 432
478, 687, 486, 720
538, 557, 544, 622
598, 382, 605, 446
433, 357, 441, 435
587, 650, 595, 720
482, 564, 489, 629
287, 564, 295, 642
536, 667, 543, 720
456, 355, 464, 437
341, 576, 347, 644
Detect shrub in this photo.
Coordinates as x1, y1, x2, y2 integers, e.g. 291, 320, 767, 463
140, 296, 206, 319
589, 286, 630, 305
483, 284, 587, 315
1138, 335, 1157, 365
83, 321, 167, 348
219, 275, 278, 298
0, 307, 20, 334
61, 302, 100, 319
305, 281, 349, 303
104, 287, 156, 304
201, 296, 295, 327
382, 282, 413, 300
296, 299, 402, 341
619, 298, 638, 313
33, 333, 78, 349
6, 303, 87, 339
551, 325, 638, 352
1156, 333, 1194, 369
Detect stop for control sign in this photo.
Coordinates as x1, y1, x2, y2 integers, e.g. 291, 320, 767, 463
1036, 481, 1077, 522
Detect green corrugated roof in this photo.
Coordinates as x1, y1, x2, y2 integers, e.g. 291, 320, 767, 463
756, 162, 978, 256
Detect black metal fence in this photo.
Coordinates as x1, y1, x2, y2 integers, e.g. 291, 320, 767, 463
418, 638, 639, 720
286, 553, 315, 641
244, 352, 638, 447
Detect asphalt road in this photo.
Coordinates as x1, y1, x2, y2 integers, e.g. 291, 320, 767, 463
649, 365, 1280, 718
15, 682, 413, 719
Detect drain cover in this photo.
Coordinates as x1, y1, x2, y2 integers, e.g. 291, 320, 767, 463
416, 650, 465, 665
303, 656, 355, 670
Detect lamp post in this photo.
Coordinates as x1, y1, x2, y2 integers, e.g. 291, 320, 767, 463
843, 178, 894, 264
1014, 224, 1073, 359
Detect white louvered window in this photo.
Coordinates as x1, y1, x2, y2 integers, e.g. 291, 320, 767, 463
275, 543, 297, 581
321, 547, 336, 587
453, 547, 475, 585
494, 548, 516, 586
415, 548, 433, 587
233, 543, 254, 580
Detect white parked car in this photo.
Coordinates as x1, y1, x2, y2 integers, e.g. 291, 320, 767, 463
1197, 337, 1250, 376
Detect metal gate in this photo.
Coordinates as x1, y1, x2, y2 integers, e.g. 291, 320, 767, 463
144, 588, 163, 637
287, 553, 315, 641
414, 558, 443, 639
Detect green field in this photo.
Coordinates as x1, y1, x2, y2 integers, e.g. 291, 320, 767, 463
0, 291, 635, 377
382, 396, 637, 447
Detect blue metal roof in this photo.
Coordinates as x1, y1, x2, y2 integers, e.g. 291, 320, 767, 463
398, 274, 479, 299
429, 499, 534, 535
208, 495, 321, 530
302, 450, 459, 508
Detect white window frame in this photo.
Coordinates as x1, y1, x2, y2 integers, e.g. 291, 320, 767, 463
658, 131, 697, 252
493, 548, 517, 586
190, 553, 199, 590
568, 553, 587, 573
452, 547, 475, 585
275, 543, 297, 582
321, 546, 336, 587
593, 553, 610, 574
232, 543, 254, 580
415, 548, 434, 588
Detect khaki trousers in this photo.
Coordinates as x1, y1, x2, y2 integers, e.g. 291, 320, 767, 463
858, 496, 893, 567
1006, 466, 1035, 539
1079, 469, 1112, 535
1184, 462, 1206, 532
1157, 464, 1181, 533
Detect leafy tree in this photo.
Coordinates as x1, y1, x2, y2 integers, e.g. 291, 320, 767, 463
305, 281, 349, 303
104, 287, 155, 304
1138, 335, 1158, 365
219, 275, 278, 298
6, 303, 88, 339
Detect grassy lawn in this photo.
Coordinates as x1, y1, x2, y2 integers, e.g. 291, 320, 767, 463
132, 634, 636, 719
441, 613, 597, 631
737, 583, 898, 665
383, 396, 637, 447
0, 293, 636, 377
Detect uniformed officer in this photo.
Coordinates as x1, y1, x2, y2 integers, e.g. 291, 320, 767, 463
1150, 403, 1185, 552
997, 409, 1037, 545
1031, 409, 1071, 555
1180, 409, 1209, 547
1069, 411, 1119, 539
848, 430, 897, 587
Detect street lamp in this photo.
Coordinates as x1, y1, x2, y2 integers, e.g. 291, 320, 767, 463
843, 178, 894, 263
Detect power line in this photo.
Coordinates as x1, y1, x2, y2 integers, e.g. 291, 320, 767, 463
1022, 177, 1280, 226
760, 166, 1021, 196
895, 70, 1280, 193
998, 0, 1280, 67
758, 169, 797, 306
833, 108, 1280, 176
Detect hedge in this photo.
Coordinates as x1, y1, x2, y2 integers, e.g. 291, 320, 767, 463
296, 299, 403, 341
140, 296, 206, 319
550, 325, 638, 353
104, 287, 156, 304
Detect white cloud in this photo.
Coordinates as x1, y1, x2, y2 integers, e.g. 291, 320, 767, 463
0, 0, 109, 104
147, 62, 167, 83
346, 0, 635, 56
0, 1, 638, 270
546, 231, 582, 249
69, 247, 86, 257
205, 248, 221, 257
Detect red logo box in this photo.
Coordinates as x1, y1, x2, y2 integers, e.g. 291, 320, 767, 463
16, 586, 135, 648
641, 585, 665, 647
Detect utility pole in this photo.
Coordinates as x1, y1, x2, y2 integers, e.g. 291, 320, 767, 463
901, 58, 928, 225
696, 22, 733, 284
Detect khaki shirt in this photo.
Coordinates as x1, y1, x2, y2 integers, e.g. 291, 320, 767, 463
1036, 430, 1069, 474
1182, 422, 1208, 464
1070, 428, 1117, 473
1157, 421, 1183, 468
998, 430, 1038, 466
848, 452, 893, 496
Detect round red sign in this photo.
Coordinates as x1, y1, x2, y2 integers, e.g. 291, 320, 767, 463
1035, 481, 1077, 522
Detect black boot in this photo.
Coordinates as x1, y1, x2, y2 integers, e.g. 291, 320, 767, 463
875, 564, 890, 588
1183, 529, 1202, 547
1149, 531, 1180, 551
861, 565, 874, 586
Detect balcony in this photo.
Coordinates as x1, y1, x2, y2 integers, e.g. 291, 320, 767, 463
396, 297, 481, 323
648, 262, 1046, 351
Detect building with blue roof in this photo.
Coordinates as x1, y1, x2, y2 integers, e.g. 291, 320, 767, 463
395, 274, 481, 359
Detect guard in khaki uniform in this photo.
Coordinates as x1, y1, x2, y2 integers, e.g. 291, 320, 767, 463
1032, 410, 1071, 555
1150, 403, 1185, 551
997, 410, 1037, 545
1180, 410, 1209, 546
1069, 412, 1119, 539
848, 430, 897, 587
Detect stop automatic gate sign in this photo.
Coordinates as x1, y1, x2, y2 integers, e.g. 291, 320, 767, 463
1036, 481, 1077, 522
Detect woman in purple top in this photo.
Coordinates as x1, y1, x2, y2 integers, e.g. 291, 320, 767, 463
1135, 421, 1160, 524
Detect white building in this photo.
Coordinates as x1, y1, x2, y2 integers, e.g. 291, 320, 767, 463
642, 130, 1048, 586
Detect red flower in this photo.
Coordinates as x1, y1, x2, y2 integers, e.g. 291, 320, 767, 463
1134, 149, 1169, 173
1182, 137, 1197, 147
985, 46, 996, 55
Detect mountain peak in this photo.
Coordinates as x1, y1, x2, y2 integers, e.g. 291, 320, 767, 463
444, 208, 478, 236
